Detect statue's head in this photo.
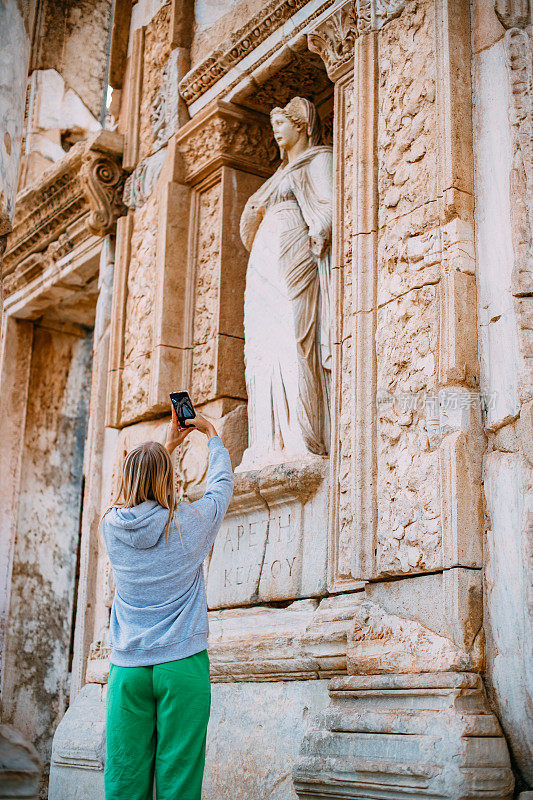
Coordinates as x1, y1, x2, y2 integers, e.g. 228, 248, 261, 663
270, 97, 322, 160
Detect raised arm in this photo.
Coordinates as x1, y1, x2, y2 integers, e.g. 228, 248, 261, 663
179, 414, 234, 565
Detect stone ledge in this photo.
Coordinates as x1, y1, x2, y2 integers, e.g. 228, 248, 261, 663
189, 453, 328, 510
209, 593, 362, 681
293, 670, 514, 800
85, 592, 363, 685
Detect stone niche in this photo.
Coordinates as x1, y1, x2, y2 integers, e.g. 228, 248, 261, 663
186, 41, 335, 612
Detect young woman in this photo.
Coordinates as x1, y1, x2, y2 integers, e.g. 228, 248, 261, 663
101, 405, 234, 800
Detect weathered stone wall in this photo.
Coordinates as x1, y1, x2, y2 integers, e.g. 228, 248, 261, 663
2, 322, 92, 792
31, 0, 113, 120
0, 0, 526, 797
0, 0, 35, 235
471, 0, 533, 784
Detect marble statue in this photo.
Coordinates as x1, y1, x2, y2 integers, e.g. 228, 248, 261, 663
238, 97, 333, 470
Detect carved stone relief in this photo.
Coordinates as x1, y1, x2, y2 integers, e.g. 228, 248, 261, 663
331, 75, 358, 585
179, 0, 315, 106
120, 194, 158, 422
176, 102, 278, 185
307, 0, 407, 80
307, 3, 360, 80
139, 2, 172, 162
190, 179, 222, 402
206, 457, 328, 608
506, 26, 533, 397
151, 49, 182, 148
242, 50, 332, 114
2, 131, 127, 295
80, 154, 128, 237
179, 0, 407, 107
123, 148, 166, 210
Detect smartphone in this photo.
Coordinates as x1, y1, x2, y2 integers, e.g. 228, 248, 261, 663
170, 391, 196, 429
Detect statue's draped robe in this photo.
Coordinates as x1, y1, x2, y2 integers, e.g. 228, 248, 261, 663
239, 146, 333, 468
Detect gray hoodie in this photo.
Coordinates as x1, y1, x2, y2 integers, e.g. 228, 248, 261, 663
102, 436, 234, 667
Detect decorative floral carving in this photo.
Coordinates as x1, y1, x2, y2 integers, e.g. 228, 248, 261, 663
308, 0, 407, 80
81, 153, 128, 237
308, 3, 360, 80
176, 104, 278, 184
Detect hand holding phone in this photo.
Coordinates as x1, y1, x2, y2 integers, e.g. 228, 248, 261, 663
170, 391, 196, 429
168, 392, 218, 447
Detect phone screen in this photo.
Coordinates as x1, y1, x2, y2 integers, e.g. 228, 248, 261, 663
170, 391, 195, 428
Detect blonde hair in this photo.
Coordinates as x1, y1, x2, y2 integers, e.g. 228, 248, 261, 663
102, 441, 181, 546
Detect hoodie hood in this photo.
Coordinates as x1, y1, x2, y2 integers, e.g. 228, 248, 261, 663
106, 500, 169, 549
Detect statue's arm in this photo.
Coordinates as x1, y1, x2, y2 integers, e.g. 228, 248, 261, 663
302, 152, 334, 259
240, 194, 265, 251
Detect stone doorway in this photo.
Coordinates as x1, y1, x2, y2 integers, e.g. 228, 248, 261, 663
1, 257, 100, 795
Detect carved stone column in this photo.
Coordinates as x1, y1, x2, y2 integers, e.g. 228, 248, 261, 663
308, 0, 380, 591
293, 1, 514, 796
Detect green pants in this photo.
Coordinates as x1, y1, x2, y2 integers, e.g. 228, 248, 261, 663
104, 650, 211, 800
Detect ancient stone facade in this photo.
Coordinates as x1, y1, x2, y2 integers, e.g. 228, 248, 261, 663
0, 0, 531, 798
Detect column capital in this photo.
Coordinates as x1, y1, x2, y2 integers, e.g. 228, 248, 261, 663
307, 0, 405, 81
174, 100, 278, 185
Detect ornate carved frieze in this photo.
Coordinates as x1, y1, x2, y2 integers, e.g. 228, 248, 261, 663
494, 0, 531, 28
179, 0, 314, 106
2, 131, 128, 293
175, 101, 278, 184
179, 0, 406, 106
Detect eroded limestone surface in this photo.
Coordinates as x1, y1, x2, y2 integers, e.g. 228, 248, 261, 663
1, 0, 531, 797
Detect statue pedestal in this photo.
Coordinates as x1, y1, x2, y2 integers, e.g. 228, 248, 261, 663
203, 455, 329, 609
